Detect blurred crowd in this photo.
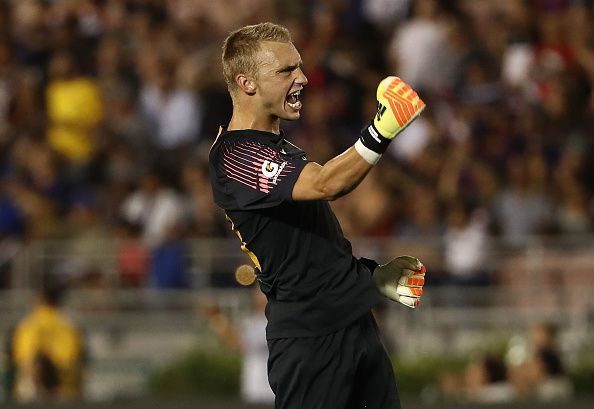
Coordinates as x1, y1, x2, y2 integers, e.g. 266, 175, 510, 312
0, 0, 592, 289
438, 322, 574, 404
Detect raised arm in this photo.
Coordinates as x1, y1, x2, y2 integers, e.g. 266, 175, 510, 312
292, 148, 372, 201
292, 76, 425, 201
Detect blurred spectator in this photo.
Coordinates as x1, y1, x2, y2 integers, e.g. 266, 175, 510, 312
12, 138, 71, 215
115, 218, 149, 288
362, 0, 410, 31
138, 55, 202, 183
387, 116, 433, 163
344, 175, 395, 237
46, 51, 103, 172
181, 159, 228, 238
57, 189, 111, 289
525, 349, 574, 401
465, 353, 516, 404
0, 181, 25, 239
441, 200, 491, 305
0, 234, 19, 289
0, 39, 13, 138
120, 166, 186, 248
100, 142, 141, 221
4, 175, 58, 240
140, 56, 202, 150
9, 274, 86, 403
553, 142, 592, 234
239, 287, 274, 405
491, 154, 555, 247
387, 0, 453, 92
510, 322, 574, 401
439, 352, 516, 404
396, 184, 443, 239
9, 68, 45, 136
202, 285, 274, 405
149, 223, 189, 289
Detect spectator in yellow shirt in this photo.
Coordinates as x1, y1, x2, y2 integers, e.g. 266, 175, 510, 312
10, 274, 86, 403
46, 51, 103, 165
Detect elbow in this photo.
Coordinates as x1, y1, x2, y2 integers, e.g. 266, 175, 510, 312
314, 181, 346, 201
326, 187, 348, 201
325, 192, 341, 201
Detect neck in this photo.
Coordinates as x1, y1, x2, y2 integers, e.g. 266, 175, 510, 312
228, 100, 280, 134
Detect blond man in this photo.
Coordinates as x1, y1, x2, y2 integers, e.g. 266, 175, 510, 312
209, 22, 426, 409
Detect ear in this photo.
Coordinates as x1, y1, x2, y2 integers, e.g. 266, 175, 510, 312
235, 74, 257, 95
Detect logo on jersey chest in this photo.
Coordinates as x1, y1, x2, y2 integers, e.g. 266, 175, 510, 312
261, 160, 286, 184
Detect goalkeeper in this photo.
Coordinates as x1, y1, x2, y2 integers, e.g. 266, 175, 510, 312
209, 22, 426, 409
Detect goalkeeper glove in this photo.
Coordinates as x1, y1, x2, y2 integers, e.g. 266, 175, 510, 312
373, 255, 426, 308
355, 76, 425, 164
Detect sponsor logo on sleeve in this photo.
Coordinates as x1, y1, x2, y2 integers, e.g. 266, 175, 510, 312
261, 160, 287, 185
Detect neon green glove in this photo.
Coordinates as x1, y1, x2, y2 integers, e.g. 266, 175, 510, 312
373, 255, 426, 308
355, 77, 425, 164
373, 76, 425, 139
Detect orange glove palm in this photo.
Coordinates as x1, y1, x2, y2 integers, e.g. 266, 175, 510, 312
373, 255, 426, 308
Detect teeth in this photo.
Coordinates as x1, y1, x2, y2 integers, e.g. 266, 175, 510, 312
287, 89, 302, 109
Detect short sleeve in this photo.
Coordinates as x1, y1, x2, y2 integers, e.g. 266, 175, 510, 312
217, 139, 307, 210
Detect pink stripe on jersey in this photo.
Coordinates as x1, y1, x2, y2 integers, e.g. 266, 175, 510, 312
233, 143, 297, 172
221, 140, 295, 193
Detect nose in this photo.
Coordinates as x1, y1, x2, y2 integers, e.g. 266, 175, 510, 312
295, 68, 308, 86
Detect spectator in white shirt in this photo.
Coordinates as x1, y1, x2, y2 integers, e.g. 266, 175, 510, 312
120, 167, 186, 248
139, 58, 202, 150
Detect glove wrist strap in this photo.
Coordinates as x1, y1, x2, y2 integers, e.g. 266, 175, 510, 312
354, 140, 381, 165
359, 122, 391, 155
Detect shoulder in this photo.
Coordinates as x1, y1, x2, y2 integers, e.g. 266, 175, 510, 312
13, 314, 33, 337
210, 130, 281, 162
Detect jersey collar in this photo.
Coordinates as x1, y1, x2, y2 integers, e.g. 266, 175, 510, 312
222, 127, 284, 143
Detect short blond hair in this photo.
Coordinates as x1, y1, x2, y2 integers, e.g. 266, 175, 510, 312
222, 22, 292, 93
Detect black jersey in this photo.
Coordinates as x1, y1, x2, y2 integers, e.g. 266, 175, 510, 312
209, 128, 381, 339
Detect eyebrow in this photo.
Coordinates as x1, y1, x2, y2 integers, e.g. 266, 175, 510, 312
277, 61, 304, 73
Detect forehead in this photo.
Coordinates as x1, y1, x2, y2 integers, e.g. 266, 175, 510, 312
255, 41, 301, 71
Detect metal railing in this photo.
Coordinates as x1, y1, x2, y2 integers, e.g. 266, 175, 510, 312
1, 236, 593, 401
2, 235, 594, 289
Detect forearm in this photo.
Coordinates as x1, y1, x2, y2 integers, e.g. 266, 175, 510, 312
292, 76, 425, 202
314, 146, 373, 200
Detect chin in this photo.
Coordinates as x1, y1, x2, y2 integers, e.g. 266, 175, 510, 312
281, 106, 302, 121
286, 111, 301, 121
277, 110, 301, 121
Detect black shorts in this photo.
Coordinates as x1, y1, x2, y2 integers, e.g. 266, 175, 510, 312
267, 312, 400, 409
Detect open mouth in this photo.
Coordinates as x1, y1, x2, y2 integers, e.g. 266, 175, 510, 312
286, 89, 302, 110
